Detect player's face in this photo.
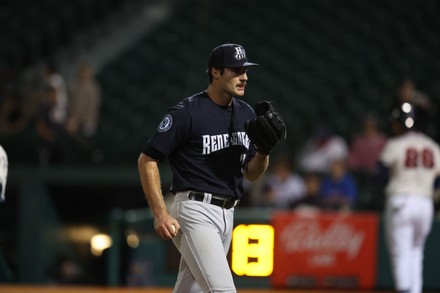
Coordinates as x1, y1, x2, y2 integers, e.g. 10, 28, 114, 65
220, 67, 249, 97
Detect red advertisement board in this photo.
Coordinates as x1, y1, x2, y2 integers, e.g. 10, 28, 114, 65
271, 211, 379, 289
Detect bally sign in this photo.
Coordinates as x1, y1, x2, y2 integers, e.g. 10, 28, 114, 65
271, 212, 378, 289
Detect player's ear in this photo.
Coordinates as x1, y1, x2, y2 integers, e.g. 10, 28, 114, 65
211, 67, 222, 79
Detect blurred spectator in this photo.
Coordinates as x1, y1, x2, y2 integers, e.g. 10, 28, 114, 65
16, 65, 51, 129
0, 93, 28, 135
0, 65, 35, 135
241, 176, 265, 207
258, 153, 306, 209
298, 125, 349, 174
35, 86, 69, 166
320, 159, 358, 211
394, 79, 430, 110
348, 113, 387, 174
43, 62, 68, 126
290, 171, 324, 212
67, 62, 101, 140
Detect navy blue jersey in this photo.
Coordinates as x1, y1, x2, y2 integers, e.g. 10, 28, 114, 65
142, 91, 257, 198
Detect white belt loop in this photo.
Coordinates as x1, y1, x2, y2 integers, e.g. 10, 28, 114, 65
203, 192, 212, 203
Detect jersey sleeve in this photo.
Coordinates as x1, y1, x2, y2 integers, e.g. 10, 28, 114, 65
435, 145, 440, 176
379, 141, 396, 167
143, 104, 190, 160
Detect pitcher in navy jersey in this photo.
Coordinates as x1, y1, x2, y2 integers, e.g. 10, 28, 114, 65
138, 43, 269, 292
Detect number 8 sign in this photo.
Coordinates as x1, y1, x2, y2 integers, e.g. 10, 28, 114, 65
231, 224, 275, 277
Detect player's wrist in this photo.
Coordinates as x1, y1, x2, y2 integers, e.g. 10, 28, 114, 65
256, 152, 269, 159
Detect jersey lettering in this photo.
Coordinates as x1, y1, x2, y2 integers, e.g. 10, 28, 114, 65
212, 134, 225, 152
202, 132, 250, 155
223, 134, 230, 148
202, 135, 210, 155
404, 147, 435, 168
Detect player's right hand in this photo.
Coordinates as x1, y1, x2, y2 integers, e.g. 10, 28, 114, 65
154, 215, 180, 240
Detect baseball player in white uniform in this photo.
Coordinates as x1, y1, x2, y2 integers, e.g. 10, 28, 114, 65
0, 145, 8, 203
377, 102, 440, 293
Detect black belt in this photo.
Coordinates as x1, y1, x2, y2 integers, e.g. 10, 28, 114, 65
188, 192, 239, 209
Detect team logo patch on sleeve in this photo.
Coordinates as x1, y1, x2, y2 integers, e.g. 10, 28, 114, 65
158, 114, 173, 132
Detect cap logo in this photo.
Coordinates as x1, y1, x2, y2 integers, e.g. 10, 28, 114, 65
158, 114, 173, 133
234, 46, 246, 60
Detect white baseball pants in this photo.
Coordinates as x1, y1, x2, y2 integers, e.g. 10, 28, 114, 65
384, 195, 434, 293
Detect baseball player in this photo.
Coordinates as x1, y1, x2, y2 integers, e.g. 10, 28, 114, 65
138, 43, 284, 292
377, 102, 440, 293
0, 144, 8, 203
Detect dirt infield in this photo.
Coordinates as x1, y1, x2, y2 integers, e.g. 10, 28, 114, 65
0, 286, 392, 293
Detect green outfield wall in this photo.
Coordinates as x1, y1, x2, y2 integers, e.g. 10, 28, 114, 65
3, 166, 440, 290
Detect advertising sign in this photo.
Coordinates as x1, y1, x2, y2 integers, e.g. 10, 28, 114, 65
271, 212, 378, 289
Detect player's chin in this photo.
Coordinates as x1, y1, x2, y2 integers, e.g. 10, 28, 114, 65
234, 87, 245, 96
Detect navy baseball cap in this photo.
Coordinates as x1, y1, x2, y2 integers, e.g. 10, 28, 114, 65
208, 43, 259, 69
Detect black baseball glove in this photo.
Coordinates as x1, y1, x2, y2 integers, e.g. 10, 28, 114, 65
244, 100, 287, 155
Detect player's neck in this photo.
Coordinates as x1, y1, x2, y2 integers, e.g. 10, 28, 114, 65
205, 86, 233, 107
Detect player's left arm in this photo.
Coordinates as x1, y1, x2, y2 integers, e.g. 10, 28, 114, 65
244, 152, 269, 181
374, 140, 395, 185
374, 160, 390, 185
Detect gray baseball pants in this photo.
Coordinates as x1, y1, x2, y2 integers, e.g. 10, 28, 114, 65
170, 192, 237, 293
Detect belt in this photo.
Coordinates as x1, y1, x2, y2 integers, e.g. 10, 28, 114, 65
188, 192, 240, 209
